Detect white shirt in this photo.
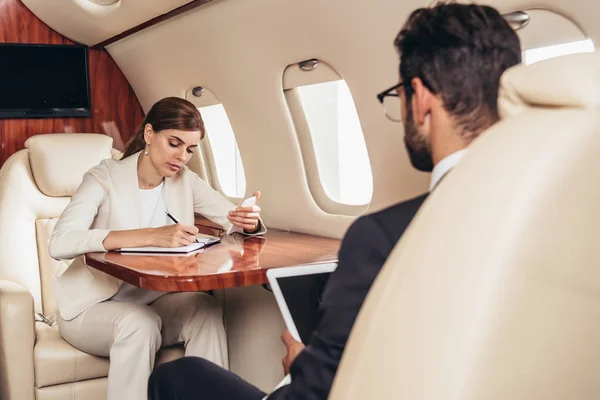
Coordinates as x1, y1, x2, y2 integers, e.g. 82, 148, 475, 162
139, 182, 169, 228
429, 149, 468, 191
111, 182, 170, 305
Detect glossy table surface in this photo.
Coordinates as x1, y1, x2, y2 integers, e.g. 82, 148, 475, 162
85, 229, 341, 291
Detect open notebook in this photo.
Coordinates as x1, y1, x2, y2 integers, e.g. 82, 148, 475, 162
119, 237, 221, 254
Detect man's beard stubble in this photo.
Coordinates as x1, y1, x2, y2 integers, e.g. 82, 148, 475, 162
403, 104, 434, 172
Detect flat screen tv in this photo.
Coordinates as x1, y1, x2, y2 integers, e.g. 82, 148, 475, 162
0, 43, 91, 118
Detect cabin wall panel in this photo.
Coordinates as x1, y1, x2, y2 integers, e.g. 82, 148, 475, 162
0, 0, 144, 166
107, 0, 432, 239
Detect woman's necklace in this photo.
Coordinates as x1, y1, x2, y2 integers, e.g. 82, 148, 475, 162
143, 183, 164, 228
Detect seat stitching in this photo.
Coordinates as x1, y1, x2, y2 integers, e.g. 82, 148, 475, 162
71, 345, 76, 398
74, 345, 78, 383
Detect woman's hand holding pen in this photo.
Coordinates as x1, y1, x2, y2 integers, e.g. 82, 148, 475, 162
228, 191, 262, 232
150, 224, 199, 248
102, 224, 198, 250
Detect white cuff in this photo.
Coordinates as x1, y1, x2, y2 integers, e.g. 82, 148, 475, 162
264, 374, 291, 399
89, 229, 111, 252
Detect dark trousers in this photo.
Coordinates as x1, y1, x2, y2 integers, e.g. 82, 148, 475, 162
148, 357, 267, 400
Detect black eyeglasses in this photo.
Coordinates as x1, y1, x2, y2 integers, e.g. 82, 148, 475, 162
376, 81, 404, 122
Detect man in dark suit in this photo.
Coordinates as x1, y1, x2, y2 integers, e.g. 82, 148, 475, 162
148, 3, 522, 399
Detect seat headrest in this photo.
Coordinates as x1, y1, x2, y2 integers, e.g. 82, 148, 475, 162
499, 52, 600, 118
331, 54, 600, 399
25, 134, 113, 197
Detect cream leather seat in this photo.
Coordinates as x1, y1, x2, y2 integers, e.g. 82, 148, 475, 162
330, 52, 600, 399
0, 134, 183, 400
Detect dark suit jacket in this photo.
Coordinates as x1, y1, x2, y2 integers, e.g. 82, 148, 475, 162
269, 193, 428, 399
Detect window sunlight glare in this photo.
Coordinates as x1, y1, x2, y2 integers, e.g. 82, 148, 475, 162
524, 38, 594, 65
199, 104, 246, 198
297, 80, 373, 205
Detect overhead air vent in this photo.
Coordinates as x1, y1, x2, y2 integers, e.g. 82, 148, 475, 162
503, 11, 530, 31
299, 59, 319, 71
88, 0, 120, 5
192, 87, 205, 97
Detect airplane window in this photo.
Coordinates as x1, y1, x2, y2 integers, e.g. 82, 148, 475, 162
525, 38, 594, 65
198, 104, 246, 198
295, 80, 373, 206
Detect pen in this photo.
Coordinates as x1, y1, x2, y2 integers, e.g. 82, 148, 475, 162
165, 211, 199, 243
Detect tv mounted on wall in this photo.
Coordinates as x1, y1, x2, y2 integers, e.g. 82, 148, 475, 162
0, 43, 91, 118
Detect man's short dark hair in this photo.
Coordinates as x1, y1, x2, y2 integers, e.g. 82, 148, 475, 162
395, 2, 522, 139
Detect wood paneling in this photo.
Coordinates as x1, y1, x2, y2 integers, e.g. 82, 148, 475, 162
85, 229, 341, 292
0, 0, 144, 166
92, 0, 212, 49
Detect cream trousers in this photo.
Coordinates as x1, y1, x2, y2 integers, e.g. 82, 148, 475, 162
58, 292, 228, 400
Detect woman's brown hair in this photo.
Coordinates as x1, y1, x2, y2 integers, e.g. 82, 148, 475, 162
121, 97, 205, 159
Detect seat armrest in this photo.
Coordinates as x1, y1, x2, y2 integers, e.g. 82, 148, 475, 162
0, 280, 35, 400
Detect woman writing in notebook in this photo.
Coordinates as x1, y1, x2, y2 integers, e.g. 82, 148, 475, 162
49, 97, 265, 400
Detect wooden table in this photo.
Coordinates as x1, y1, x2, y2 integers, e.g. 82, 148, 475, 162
85, 229, 341, 292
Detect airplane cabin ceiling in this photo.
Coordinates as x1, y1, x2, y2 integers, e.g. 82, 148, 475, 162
19, 0, 600, 48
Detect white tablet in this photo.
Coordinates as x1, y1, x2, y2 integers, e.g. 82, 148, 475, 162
267, 263, 337, 343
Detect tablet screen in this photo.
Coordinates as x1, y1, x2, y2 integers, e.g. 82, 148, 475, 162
276, 272, 331, 343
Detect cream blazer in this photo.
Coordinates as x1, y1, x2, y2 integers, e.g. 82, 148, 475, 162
50, 151, 265, 321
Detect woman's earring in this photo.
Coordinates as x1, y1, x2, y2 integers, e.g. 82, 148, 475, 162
144, 144, 149, 156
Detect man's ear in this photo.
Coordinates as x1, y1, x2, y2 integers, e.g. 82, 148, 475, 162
411, 77, 434, 127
